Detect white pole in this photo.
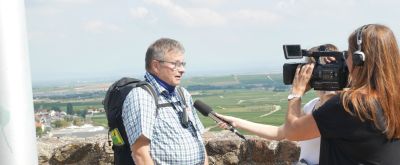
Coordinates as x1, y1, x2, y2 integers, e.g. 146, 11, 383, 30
0, 0, 38, 164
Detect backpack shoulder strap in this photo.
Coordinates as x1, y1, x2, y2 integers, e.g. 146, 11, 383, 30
176, 86, 190, 128
137, 82, 173, 114
177, 86, 187, 107
138, 82, 158, 105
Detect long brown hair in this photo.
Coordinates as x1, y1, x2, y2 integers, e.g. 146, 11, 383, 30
342, 24, 400, 139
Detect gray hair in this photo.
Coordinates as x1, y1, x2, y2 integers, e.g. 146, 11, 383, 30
145, 38, 185, 71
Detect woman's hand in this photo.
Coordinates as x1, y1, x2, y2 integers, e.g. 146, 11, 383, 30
215, 113, 238, 129
322, 56, 336, 63
291, 63, 315, 96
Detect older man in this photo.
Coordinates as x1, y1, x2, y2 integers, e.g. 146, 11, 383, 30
122, 38, 208, 165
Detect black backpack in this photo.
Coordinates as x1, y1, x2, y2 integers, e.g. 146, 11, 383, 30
103, 77, 188, 165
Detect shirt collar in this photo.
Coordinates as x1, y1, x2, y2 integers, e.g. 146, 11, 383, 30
145, 72, 176, 96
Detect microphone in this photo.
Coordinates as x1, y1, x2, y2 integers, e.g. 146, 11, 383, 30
193, 100, 246, 140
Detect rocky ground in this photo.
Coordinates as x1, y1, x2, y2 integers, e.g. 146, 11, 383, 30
37, 131, 300, 165
37, 134, 112, 165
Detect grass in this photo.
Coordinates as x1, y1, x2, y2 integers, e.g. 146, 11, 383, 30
191, 89, 317, 132
85, 89, 317, 134
91, 113, 108, 127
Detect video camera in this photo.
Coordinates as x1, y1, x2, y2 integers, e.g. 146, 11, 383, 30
283, 44, 349, 91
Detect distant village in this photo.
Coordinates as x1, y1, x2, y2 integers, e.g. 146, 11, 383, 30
34, 107, 105, 137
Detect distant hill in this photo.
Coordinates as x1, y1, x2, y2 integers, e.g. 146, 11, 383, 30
33, 73, 287, 97
181, 73, 287, 92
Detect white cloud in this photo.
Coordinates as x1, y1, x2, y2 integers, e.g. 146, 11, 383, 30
82, 20, 123, 33
230, 9, 280, 25
276, 0, 296, 10
130, 7, 150, 19
129, 7, 158, 23
276, 0, 357, 13
144, 0, 227, 27
176, 8, 226, 27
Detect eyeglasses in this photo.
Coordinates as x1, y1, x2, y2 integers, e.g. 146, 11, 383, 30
156, 60, 186, 70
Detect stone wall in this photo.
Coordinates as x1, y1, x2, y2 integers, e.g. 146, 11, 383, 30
203, 131, 300, 165
37, 131, 300, 165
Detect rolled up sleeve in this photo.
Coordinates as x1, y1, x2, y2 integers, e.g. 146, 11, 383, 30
122, 88, 156, 145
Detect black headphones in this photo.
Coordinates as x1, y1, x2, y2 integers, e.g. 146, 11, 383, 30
353, 25, 368, 66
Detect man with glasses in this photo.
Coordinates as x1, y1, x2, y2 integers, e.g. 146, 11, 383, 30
122, 38, 208, 164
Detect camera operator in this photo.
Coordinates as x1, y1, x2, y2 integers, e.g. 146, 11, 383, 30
285, 24, 400, 164
217, 24, 400, 164
217, 44, 339, 165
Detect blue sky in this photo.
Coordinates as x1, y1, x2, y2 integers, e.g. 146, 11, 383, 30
25, 0, 400, 83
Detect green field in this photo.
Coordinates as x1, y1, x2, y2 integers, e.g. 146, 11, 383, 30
90, 113, 108, 127
192, 89, 316, 132
34, 101, 103, 111
84, 89, 317, 133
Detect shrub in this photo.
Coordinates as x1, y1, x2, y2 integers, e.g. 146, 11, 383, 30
52, 119, 70, 128
73, 118, 84, 126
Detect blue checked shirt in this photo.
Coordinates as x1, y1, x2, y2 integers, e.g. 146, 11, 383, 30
122, 72, 206, 165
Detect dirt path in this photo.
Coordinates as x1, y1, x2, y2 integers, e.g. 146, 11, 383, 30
258, 105, 281, 117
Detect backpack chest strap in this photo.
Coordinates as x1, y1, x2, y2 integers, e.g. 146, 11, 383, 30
157, 103, 174, 108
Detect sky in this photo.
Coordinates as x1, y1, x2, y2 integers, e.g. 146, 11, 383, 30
25, 0, 400, 84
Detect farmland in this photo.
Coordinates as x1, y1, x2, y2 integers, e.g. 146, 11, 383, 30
33, 73, 317, 134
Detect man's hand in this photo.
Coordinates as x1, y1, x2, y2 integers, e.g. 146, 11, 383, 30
204, 153, 209, 165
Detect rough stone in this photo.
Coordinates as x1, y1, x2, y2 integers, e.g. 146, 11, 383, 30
37, 131, 300, 165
